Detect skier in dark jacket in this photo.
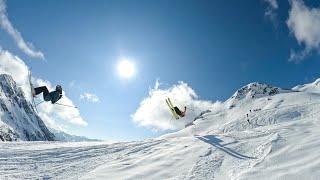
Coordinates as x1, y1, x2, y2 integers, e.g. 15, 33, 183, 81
174, 106, 187, 117
32, 85, 63, 104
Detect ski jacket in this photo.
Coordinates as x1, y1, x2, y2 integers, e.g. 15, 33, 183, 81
49, 90, 62, 104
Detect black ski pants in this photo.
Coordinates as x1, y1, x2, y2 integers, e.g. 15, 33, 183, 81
34, 86, 50, 101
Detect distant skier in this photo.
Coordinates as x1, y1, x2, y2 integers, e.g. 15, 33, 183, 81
32, 85, 63, 104
174, 106, 187, 118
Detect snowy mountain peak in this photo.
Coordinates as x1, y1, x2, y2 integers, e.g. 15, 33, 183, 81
0, 73, 55, 141
51, 128, 100, 142
0, 74, 24, 98
231, 82, 284, 100
226, 82, 291, 108
0, 73, 15, 84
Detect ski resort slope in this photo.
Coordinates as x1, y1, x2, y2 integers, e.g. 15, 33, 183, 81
2, 82, 320, 179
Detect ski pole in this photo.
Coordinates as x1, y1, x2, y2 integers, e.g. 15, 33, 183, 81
55, 103, 78, 108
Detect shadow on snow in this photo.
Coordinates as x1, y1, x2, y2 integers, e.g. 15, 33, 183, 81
196, 135, 256, 160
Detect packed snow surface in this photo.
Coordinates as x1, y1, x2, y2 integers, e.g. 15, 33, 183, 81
2, 82, 320, 179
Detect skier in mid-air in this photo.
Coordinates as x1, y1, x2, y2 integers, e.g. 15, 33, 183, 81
165, 98, 187, 119
32, 85, 63, 104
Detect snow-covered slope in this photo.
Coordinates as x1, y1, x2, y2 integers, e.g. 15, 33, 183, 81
2, 80, 320, 179
293, 78, 320, 92
0, 74, 54, 141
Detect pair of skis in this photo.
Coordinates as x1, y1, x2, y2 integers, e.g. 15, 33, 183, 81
165, 98, 179, 120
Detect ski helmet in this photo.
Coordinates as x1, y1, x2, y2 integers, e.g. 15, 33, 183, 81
56, 85, 62, 92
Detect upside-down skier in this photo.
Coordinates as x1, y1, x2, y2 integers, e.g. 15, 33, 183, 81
165, 98, 187, 119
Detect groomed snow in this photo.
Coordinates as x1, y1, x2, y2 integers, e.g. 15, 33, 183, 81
2, 82, 320, 179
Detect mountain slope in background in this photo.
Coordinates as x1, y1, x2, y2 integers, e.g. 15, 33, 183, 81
1, 80, 320, 179
0, 74, 54, 141
50, 128, 100, 142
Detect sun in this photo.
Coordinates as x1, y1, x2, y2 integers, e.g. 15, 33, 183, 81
117, 59, 136, 79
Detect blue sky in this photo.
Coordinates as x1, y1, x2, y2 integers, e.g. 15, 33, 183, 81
1, 0, 320, 141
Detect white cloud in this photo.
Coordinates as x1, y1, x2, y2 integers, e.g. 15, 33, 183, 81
80, 92, 100, 103
0, 0, 44, 59
264, 0, 279, 25
132, 80, 223, 131
0, 49, 87, 129
287, 0, 320, 62
0, 49, 30, 99
35, 78, 88, 126
38, 112, 64, 131
267, 0, 278, 9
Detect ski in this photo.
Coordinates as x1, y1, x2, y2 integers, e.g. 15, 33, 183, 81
166, 98, 179, 120
167, 98, 180, 119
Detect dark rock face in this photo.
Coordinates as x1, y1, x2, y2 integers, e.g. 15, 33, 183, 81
0, 74, 55, 141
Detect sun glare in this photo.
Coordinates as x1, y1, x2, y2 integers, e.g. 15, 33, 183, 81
117, 59, 136, 79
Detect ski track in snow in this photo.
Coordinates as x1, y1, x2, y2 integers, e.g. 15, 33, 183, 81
0, 140, 165, 179
3, 83, 320, 179
0, 129, 280, 179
